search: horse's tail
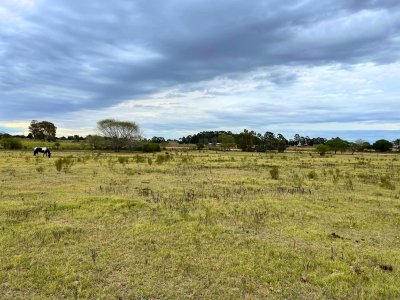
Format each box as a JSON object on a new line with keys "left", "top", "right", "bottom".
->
{"left": 48, "top": 150, "right": 51, "bottom": 158}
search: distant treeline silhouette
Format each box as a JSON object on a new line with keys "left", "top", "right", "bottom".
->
{"left": 178, "top": 130, "right": 399, "bottom": 153}
{"left": 1, "top": 129, "right": 399, "bottom": 153}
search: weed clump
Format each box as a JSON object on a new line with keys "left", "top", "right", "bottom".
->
{"left": 55, "top": 157, "right": 74, "bottom": 173}
{"left": 307, "top": 170, "right": 317, "bottom": 179}
{"left": 380, "top": 176, "right": 396, "bottom": 190}
{"left": 134, "top": 155, "right": 146, "bottom": 163}
{"left": 156, "top": 153, "right": 173, "bottom": 165}
{"left": 345, "top": 178, "right": 354, "bottom": 190}
{"left": 118, "top": 156, "right": 129, "bottom": 164}
{"left": 36, "top": 166, "right": 45, "bottom": 174}
{"left": 270, "top": 166, "right": 279, "bottom": 180}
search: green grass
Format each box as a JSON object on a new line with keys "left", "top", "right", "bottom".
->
{"left": 0, "top": 150, "right": 399, "bottom": 299}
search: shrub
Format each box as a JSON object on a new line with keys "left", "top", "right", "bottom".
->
{"left": 134, "top": 155, "right": 147, "bottom": 163}
{"left": 307, "top": 170, "right": 317, "bottom": 179}
{"left": 118, "top": 156, "right": 129, "bottom": 164}
{"left": 36, "top": 166, "right": 45, "bottom": 173}
{"left": 0, "top": 138, "right": 23, "bottom": 150}
{"left": 156, "top": 154, "right": 166, "bottom": 165}
{"left": 55, "top": 158, "right": 63, "bottom": 172}
{"left": 270, "top": 166, "right": 279, "bottom": 180}
{"left": 55, "top": 157, "right": 74, "bottom": 173}
{"left": 142, "top": 142, "right": 161, "bottom": 153}
{"left": 155, "top": 153, "right": 173, "bottom": 165}
{"left": 380, "top": 176, "right": 395, "bottom": 190}
{"left": 315, "top": 144, "right": 330, "bottom": 156}
{"left": 197, "top": 143, "right": 205, "bottom": 150}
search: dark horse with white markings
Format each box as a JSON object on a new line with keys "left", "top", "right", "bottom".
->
{"left": 33, "top": 147, "right": 51, "bottom": 158}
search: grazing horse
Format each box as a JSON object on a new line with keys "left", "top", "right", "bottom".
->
{"left": 33, "top": 147, "right": 51, "bottom": 158}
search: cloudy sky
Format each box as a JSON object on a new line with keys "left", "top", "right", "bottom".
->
{"left": 0, "top": 0, "right": 399, "bottom": 140}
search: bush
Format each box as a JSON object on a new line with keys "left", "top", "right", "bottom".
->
{"left": 0, "top": 138, "right": 23, "bottom": 150}
{"left": 55, "top": 158, "right": 63, "bottom": 172}
{"left": 155, "top": 153, "right": 173, "bottom": 165}
{"left": 270, "top": 166, "right": 279, "bottom": 180}
{"left": 315, "top": 144, "right": 330, "bottom": 156}
{"left": 141, "top": 143, "right": 161, "bottom": 153}
{"left": 118, "top": 156, "right": 129, "bottom": 164}
{"left": 307, "top": 170, "right": 318, "bottom": 179}
{"left": 380, "top": 176, "right": 395, "bottom": 190}
{"left": 55, "top": 157, "right": 74, "bottom": 173}
{"left": 134, "top": 155, "right": 147, "bottom": 163}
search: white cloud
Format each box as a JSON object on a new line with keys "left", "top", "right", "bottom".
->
{"left": 2, "top": 0, "right": 41, "bottom": 10}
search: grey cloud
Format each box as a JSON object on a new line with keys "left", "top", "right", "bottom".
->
{"left": 204, "top": 103, "right": 400, "bottom": 128}
{"left": 1, "top": 0, "right": 400, "bottom": 118}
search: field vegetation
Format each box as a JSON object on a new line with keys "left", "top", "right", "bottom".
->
{"left": 0, "top": 149, "right": 399, "bottom": 299}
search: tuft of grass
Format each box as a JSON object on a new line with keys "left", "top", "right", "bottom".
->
{"left": 54, "top": 157, "right": 74, "bottom": 173}
{"left": 155, "top": 153, "right": 173, "bottom": 164}
{"left": 36, "top": 166, "right": 45, "bottom": 174}
{"left": 307, "top": 170, "right": 318, "bottom": 179}
{"left": 117, "top": 156, "right": 129, "bottom": 165}
{"left": 380, "top": 175, "right": 396, "bottom": 190}
{"left": 134, "top": 155, "right": 147, "bottom": 163}
{"left": 270, "top": 166, "right": 279, "bottom": 179}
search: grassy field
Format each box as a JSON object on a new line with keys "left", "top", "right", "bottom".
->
{"left": 0, "top": 150, "right": 399, "bottom": 299}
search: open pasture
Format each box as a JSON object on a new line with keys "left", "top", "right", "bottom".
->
{"left": 0, "top": 150, "right": 399, "bottom": 299}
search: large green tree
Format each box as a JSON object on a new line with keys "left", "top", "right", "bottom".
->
{"left": 236, "top": 129, "right": 259, "bottom": 151}
{"left": 220, "top": 134, "right": 236, "bottom": 150}
{"left": 97, "top": 119, "right": 140, "bottom": 151}
{"left": 372, "top": 139, "right": 392, "bottom": 152}
{"left": 325, "top": 137, "right": 348, "bottom": 154}
{"left": 276, "top": 133, "right": 288, "bottom": 152}
{"left": 28, "top": 120, "right": 57, "bottom": 141}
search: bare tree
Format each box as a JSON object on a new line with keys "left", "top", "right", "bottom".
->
{"left": 97, "top": 119, "right": 141, "bottom": 151}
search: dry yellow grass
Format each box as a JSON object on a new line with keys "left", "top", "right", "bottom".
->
{"left": 0, "top": 150, "right": 399, "bottom": 299}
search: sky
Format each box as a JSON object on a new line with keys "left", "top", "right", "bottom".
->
{"left": 0, "top": 0, "right": 399, "bottom": 141}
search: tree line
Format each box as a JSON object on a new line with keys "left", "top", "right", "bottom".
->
{"left": 179, "top": 131, "right": 327, "bottom": 148}
{"left": 179, "top": 130, "right": 399, "bottom": 153}
{"left": 0, "top": 119, "right": 399, "bottom": 153}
